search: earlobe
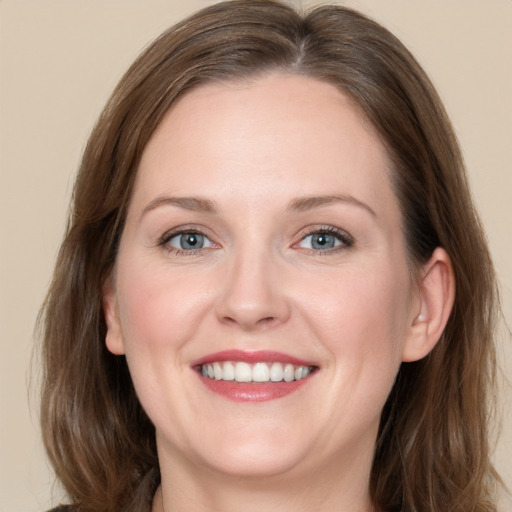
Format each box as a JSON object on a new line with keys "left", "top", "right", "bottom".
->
{"left": 103, "top": 277, "right": 125, "bottom": 355}
{"left": 402, "top": 247, "right": 455, "bottom": 362}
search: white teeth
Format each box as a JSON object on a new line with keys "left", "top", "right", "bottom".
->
{"left": 252, "top": 362, "right": 270, "bottom": 382}
{"left": 235, "top": 362, "right": 252, "bottom": 382}
{"left": 222, "top": 361, "right": 235, "bottom": 381}
{"left": 213, "top": 362, "right": 223, "bottom": 380}
{"left": 270, "top": 362, "right": 284, "bottom": 382}
{"left": 284, "top": 363, "right": 295, "bottom": 382}
{"left": 200, "top": 361, "right": 314, "bottom": 383}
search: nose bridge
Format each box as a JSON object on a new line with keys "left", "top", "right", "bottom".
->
{"left": 216, "top": 239, "right": 289, "bottom": 330}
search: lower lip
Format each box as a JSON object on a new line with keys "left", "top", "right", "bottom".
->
{"left": 197, "top": 375, "right": 312, "bottom": 402}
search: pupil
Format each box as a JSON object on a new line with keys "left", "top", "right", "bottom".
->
{"left": 181, "top": 233, "right": 202, "bottom": 249}
{"left": 313, "top": 233, "right": 334, "bottom": 249}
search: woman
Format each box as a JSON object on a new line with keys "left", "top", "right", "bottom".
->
{"left": 39, "top": 1, "right": 503, "bottom": 511}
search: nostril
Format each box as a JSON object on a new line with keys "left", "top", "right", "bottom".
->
{"left": 221, "top": 314, "right": 279, "bottom": 330}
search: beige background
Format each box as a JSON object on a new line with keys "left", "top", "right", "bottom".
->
{"left": 0, "top": 0, "right": 510, "bottom": 510}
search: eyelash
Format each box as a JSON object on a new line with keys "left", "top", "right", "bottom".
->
{"left": 296, "top": 226, "right": 354, "bottom": 254}
{"left": 158, "top": 227, "right": 213, "bottom": 256}
{"left": 158, "top": 225, "right": 354, "bottom": 256}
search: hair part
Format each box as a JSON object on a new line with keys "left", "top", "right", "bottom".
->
{"left": 38, "top": 1, "right": 501, "bottom": 511}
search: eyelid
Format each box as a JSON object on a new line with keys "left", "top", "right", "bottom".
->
{"left": 158, "top": 225, "right": 218, "bottom": 254}
{"left": 294, "top": 225, "right": 355, "bottom": 252}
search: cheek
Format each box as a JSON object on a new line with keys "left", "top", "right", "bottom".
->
{"left": 113, "top": 260, "right": 212, "bottom": 430}
{"left": 307, "top": 263, "right": 409, "bottom": 344}
{"left": 299, "top": 261, "right": 411, "bottom": 392}
{"left": 116, "top": 260, "right": 212, "bottom": 355}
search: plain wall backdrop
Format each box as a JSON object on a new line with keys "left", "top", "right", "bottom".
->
{"left": 1, "top": 0, "right": 510, "bottom": 510}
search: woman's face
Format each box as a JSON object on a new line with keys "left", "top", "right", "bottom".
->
{"left": 105, "top": 74, "right": 422, "bottom": 481}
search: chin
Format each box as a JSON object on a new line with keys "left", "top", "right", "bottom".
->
{"left": 167, "top": 421, "right": 314, "bottom": 480}
{"left": 198, "top": 444, "right": 309, "bottom": 480}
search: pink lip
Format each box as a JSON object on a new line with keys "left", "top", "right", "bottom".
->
{"left": 198, "top": 378, "right": 312, "bottom": 402}
{"left": 191, "top": 350, "right": 318, "bottom": 403}
{"left": 190, "top": 349, "right": 315, "bottom": 367}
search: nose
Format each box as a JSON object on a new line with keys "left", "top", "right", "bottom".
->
{"left": 215, "top": 246, "right": 291, "bottom": 331}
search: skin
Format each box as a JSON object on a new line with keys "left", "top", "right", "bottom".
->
{"left": 104, "top": 74, "right": 454, "bottom": 512}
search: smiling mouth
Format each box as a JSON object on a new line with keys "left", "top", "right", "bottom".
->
{"left": 198, "top": 361, "right": 316, "bottom": 383}
{"left": 192, "top": 350, "right": 319, "bottom": 401}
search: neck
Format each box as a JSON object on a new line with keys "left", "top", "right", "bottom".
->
{"left": 152, "top": 442, "right": 376, "bottom": 512}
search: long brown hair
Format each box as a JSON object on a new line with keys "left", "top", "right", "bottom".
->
{"left": 38, "top": 1, "right": 501, "bottom": 511}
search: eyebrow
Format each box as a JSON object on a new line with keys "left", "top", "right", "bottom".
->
{"left": 140, "top": 193, "right": 376, "bottom": 219}
{"left": 288, "top": 195, "right": 376, "bottom": 217}
{"left": 141, "top": 196, "right": 217, "bottom": 219}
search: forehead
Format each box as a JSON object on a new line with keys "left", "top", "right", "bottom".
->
{"left": 132, "top": 74, "right": 399, "bottom": 223}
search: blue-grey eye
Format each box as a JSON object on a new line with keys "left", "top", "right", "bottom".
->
{"left": 168, "top": 232, "right": 212, "bottom": 251}
{"left": 298, "top": 231, "right": 344, "bottom": 250}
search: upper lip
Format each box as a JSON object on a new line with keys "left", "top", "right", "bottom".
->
{"left": 190, "top": 349, "right": 317, "bottom": 367}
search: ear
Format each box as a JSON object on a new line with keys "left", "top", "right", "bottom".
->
{"left": 103, "top": 276, "right": 125, "bottom": 355}
{"left": 402, "top": 247, "right": 455, "bottom": 362}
